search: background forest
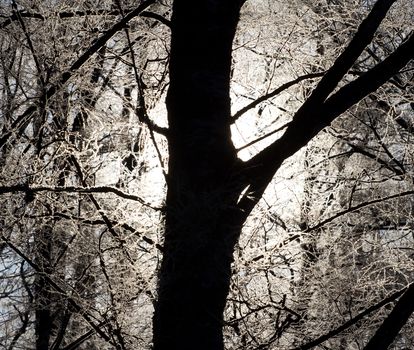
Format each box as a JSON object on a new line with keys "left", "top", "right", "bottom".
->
{"left": 0, "top": 0, "right": 413, "bottom": 349}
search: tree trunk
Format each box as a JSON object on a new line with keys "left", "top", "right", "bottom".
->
{"left": 153, "top": 1, "right": 414, "bottom": 349}
{"left": 153, "top": 1, "right": 243, "bottom": 349}
{"left": 34, "top": 226, "right": 53, "bottom": 350}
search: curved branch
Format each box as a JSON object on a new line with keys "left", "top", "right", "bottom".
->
{"left": 0, "top": 184, "right": 162, "bottom": 210}
{"left": 231, "top": 72, "right": 326, "bottom": 122}
{"left": 307, "top": 190, "right": 414, "bottom": 232}
{"left": 236, "top": 120, "right": 290, "bottom": 152}
{"left": 141, "top": 11, "right": 171, "bottom": 28}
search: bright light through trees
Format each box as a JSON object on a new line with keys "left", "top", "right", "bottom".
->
{"left": 0, "top": 0, "right": 413, "bottom": 349}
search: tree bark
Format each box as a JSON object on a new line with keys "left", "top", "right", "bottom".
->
{"left": 153, "top": 1, "right": 243, "bottom": 349}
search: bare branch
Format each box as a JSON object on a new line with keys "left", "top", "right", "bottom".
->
{"left": 236, "top": 121, "right": 291, "bottom": 152}
{"left": 300, "top": 0, "right": 397, "bottom": 108}
{"left": 307, "top": 190, "right": 414, "bottom": 232}
{"left": 0, "top": 183, "right": 162, "bottom": 210}
{"left": 0, "top": 234, "right": 113, "bottom": 345}
{"left": 236, "top": 32, "right": 414, "bottom": 225}
{"left": 231, "top": 72, "right": 326, "bottom": 122}
{"left": 141, "top": 11, "right": 171, "bottom": 28}
{"left": 292, "top": 285, "right": 410, "bottom": 350}
{"left": 0, "top": 7, "right": 171, "bottom": 29}
{"left": 364, "top": 283, "right": 414, "bottom": 350}
{"left": 0, "top": 0, "right": 156, "bottom": 150}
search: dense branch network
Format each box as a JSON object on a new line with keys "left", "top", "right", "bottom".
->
{"left": 236, "top": 4, "right": 413, "bottom": 224}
